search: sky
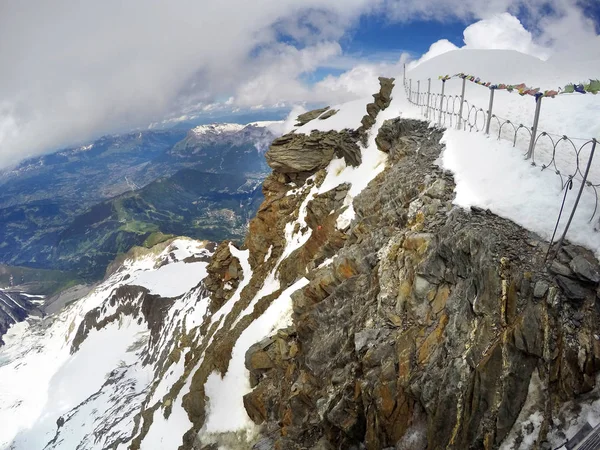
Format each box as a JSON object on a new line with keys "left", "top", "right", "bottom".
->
{"left": 0, "top": 0, "right": 599, "bottom": 169}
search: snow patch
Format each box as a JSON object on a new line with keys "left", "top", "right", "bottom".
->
{"left": 439, "top": 129, "right": 600, "bottom": 257}
{"left": 0, "top": 238, "right": 212, "bottom": 449}
{"left": 202, "top": 277, "right": 309, "bottom": 436}
{"left": 263, "top": 245, "right": 273, "bottom": 263}
{"left": 336, "top": 204, "right": 355, "bottom": 230}
{"left": 129, "top": 261, "right": 207, "bottom": 298}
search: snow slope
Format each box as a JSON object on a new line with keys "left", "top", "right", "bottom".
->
{"left": 2, "top": 48, "right": 599, "bottom": 450}
{"left": 402, "top": 49, "right": 600, "bottom": 257}
{"left": 0, "top": 238, "right": 211, "bottom": 449}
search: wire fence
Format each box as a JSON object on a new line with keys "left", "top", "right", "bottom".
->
{"left": 403, "top": 71, "right": 598, "bottom": 260}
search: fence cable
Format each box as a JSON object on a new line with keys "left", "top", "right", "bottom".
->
{"left": 545, "top": 176, "right": 574, "bottom": 262}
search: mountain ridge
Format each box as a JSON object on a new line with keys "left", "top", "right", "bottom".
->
{"left": 0, "top": 123, "right": 276, "bottom": 281}
{"left": 0, "top": 60, "right": 599, "bottom": 450}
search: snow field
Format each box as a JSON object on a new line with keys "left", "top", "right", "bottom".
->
{"left": 401, "top": 49, "right": 600, "bottom": 257}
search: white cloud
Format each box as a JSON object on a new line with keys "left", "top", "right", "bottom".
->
{"left": 408, "top": 7, "right": 599, "bottom": 70}
{"left": 0, "top": 0, "right": 597, "bottom": 168}
{"left": 462, "top": 13, "right": 551, "bottom": 58}
{"left": 314, "top": 54, "right": 409, "bottom": 99}
{"left": 233, "top": 41, "right": 342, "bottom": 107}
{"left": 0, "top": 0, "right": 376, "bottom": 168}
{"left": 408, "top": 39, "right": 460, "bottom": 69}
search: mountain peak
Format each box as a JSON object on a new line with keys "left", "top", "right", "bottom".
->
{"left": 191, "top": 123, "right": 246, "bottom": 136}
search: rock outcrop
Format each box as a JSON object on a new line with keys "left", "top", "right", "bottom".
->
{"left": 242, "top": 117, "right": 600, "bottom": 450}
{"left": 358, "top": 77, "right": 395, "bottom": 142}
{"left": 265, "top": 130, "right": 361, "bottom": 175}
{"left": 7, "top": 74, "right": 600, "bottom": 450}
{"left": 203, "top": 241, "right": 242, "bottom": 313}
{"left": 296, "top": 107, "right": 332, "bottom": 126}
{"left": 0, "top": 290, "right": 43, "bottom": 345}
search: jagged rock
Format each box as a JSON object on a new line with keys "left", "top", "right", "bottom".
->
{"left": 570, "top": 255, "right": 600, "bottom": 284}
{"left": 424, "top": 179, "right": 447, "bottom": 199}
{"left": 378, "top": 76, "right": 394, "bottom": 102}
{"left": 203, "top": 240, "right": 241, "bottom": 313}
{"left": 550, "top": 260, "right": 574, "bottom": 278}
{"left": 513, "top": 305, "right": 544, "bottom": 357}
{"left": 243, "top": 382, "right": 270, "bottom": 424}
{"left": 266, "top": 134, "right": 334, "bottom": 173}
{"left": 296, "top": 107, "right": 331, "bottom": 126}
{"left": 319, "top": 109, "right": 338, "bottom": 120}
{"left": 249, "top": 350, "right": 274, "bottom": 370}
{"left": 358, "top": 77, "right": 394, "bottom": 145}
{"left": 245, "top": 337, "right": 275, "bottom": 370}
{"left": 244, "top": 116, "right": 600, "bottom": 450}
{"left": 265, "top": 130, "right": 361, "bottom": 174}
{"left": 327, "top": 394, "right": 360, "bottom": 434}
{"left": 361, "top": 114, "right": 376, "bottom": 129}
{"left": 366, "top": 103, "right": 379, "bottom": 118}
{"left": 354, "top": 328, "right": 380, "bottom": 353}
{"left": 556, "top": 275, "right": 588, "bottom": 301}
{"left": 534, "top": 280, "right": 549, "bottom": 298}
{"left": 375, "top": 117, "right": 422, "bottom": 157}
{"left": 357, "top": 77, "right": 395, "bottom": 143}
{"left": 310, "top": 437, "right": 335, "bottom": 450}
{"left": 253, "top": 437, "right": 275, "bottom": 450}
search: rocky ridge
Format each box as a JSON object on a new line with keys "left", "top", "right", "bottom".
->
{"left": 237, "top": 115, "right": 600, "bottom": 447}
{"left": 2, "top": 76, "right": 600, "bottom": 450}
{"left": 160, "top": 76, "right": 600, "bottom": 449}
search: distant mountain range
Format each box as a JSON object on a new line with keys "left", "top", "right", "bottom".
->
{"left": 0, "top": 123, "right": 277, "bottom": 281}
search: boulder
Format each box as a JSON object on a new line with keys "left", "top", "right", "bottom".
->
{"left": 296, "top": 107, "right": 331, "bottom": 126}
{"left": 570, "top": 255, "right": 600, "bottom": 284}
{"left": 533, "top": 280, "right": 549, "bottom": 298}
{"left": 556, "top": 275, "right": 589, "bottom": 301}
{"left": 319, "top": 109, "right": 338, "bottom": 120}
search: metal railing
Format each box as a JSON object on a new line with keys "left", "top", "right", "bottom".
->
{"left": 402, "top": 69, "right": 599, "bottom": 260}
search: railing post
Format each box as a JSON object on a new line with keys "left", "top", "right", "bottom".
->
{"left": 554, "top": 139, "right": 597, "bottom": 254}
{"left": 438, "top": 80, "right": 445, "bottom": 126}
{"left": 409, "top": 79, "right": 412, "bottom": 103}
{"left": 403, "top": 63, "right": 406, "bottom": 87}
{"left": 417, "top": 80, "right": 420, "bottom": 107}
{"left": 485, "top": 87, "right": 495, "bottom": 135}
{"left": 526, "top": 96, "right": 543, "bottom": 159}
{"left": 457, "top": 77, "right": 466, "bottom": 130}
{"left": 426, "top": 78, "right": 431, "bottom": 119}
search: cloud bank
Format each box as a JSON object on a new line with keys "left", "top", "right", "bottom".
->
{"left": 0, "top": 0, "right": 597, "bottom": 168}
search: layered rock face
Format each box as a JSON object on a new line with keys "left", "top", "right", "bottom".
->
{"left": 265, "top": 130, "right": 361, "bottom": 175}
{"left": 5, "top": 76, "right": 600, "bottom": 450}
{"left": 241, "top": 115, "right": 600, "bottom": 449}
